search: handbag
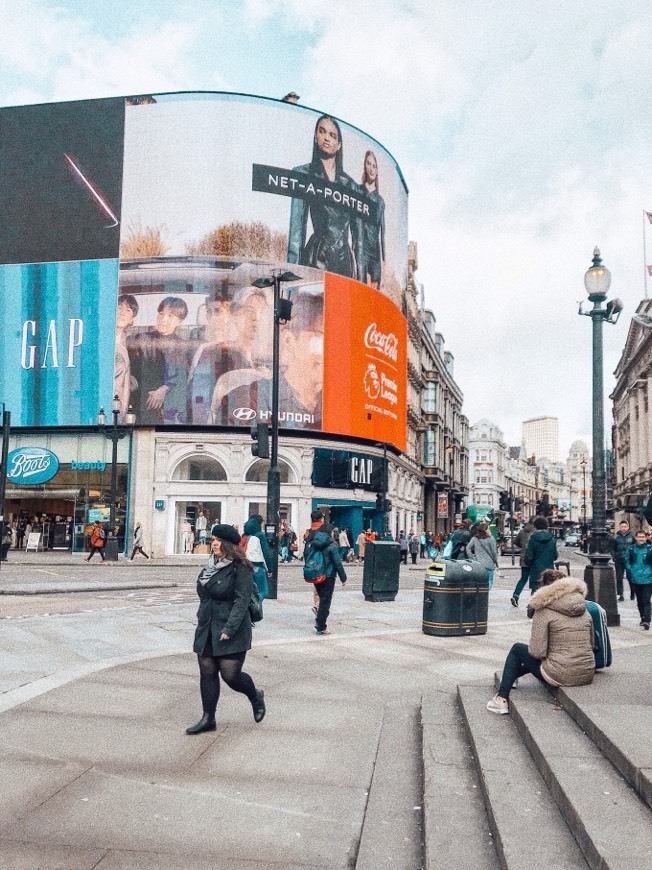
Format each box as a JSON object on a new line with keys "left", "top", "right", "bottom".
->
{"left": 249, "top": 582, "right": 264, "bottom": 622}
{"left": 442, "top": 539, "right": 454, "bottom": 559}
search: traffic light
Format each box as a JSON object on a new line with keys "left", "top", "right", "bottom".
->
{"left": 514, "top": 497, "right": 522, "bottom": 512}
{"left": 250, "top": 421, "right": 269, "bottom": 458}
{"left": 375, "top": 493, "right": 383, "bottom": 511}
{"left": 499, "top": 491, "right": 511, "bottom": 512}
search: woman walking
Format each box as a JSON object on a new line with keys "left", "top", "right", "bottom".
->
{"left": 186, "top": 524, "right": 266, "bottom": 735}
{"left": 466, "top": 524, "right": 499, "bottom": 588}
{"left": 487, "top": 569, "right": 594, "bottom": 715}
{"left": 130, "top": 521, "right": 150, "bottom": 561}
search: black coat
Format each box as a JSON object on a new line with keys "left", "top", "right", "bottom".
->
{"left": 193, "top": 557, "right": 253, "bottom": 656}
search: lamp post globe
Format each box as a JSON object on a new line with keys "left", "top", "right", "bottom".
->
{"left": 584, "top": 247, "right": 611, "bottom": 299}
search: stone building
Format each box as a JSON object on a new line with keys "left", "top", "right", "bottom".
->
{"left": 611, "top": 299, "right": 652, "bottom": 527}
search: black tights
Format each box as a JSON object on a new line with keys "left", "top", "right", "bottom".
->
{"left": 197, "top": 650, "right": 257, "bottom": 719}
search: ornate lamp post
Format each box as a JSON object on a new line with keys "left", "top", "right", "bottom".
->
{"left": 578, "top": 248, "right": 623, "bottom": 625}
{"left": 97, "top": 395, "right": 135, "bottom": 560}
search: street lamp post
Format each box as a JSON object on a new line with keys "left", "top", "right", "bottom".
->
{"left": 0, "top": 407, "right": 10, "bottom": 572}
{"left": 579, "top": 247, "right": 623, "bottom": 625}
{"left": 580, "top": 457, "right": 588, "bottom": 540}
{"left": 97, "top": 395, "right": 135, "bottom": 560}
{"left": 252, "top": 270, "right": 300, "bottom": 599}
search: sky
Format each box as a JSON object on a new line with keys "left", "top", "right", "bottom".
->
{"left": 1, "top": 0, "right": 650, "bottom": 457}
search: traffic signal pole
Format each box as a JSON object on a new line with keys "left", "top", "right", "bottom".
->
{"left": 0, "top": 408, "right": 10, "bottom": 572}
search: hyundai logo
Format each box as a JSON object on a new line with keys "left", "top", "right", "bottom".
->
{"left": 233, "top": 407, "right": 257, "bottom": 421}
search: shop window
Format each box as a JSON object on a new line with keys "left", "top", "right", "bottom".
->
{"left": 172, "top": 455, "right": 227, "bottom": 481}
{"left": 245, "top": 459, "right": 294, "bottom": 483}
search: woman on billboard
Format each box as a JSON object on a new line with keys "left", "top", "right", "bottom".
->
{"left": 287, "top": 115, "right": 364, "bottom": 282}
{"left": 360, "top": 150, "right": 386, "bottom": 289}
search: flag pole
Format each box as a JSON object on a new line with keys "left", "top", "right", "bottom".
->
{"left": 644, "top": 210, "right": 649, "bottom": 299}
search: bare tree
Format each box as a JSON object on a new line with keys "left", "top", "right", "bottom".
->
{"left": 187, "top": 221, "right": 287, "bottom": 262}
{"left": 120, "top": 222, "right": 168, "bottom": 259}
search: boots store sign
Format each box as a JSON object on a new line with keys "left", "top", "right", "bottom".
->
{"left": 6, "top": 447, "right": 59, "bottom": 485}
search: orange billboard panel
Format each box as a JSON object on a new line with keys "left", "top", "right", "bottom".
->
{"left": 323, "top": 273, "right": 407, "bottom": 451}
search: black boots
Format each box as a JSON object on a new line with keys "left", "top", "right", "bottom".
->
{"left": 252, "top": 689, "right": 266, "bottom": 723}
{"left": 185, "top": 713, "right": 216, "bottom": 734}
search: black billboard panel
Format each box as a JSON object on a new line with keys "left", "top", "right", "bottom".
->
{"left": 0, "top": 98, "right": 125, "bottom": 265}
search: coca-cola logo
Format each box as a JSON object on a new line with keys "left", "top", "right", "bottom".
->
{"left": 364, "top": 323, "right": 399, "bottom": 362}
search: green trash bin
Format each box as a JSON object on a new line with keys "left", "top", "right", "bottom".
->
{"left": 422, "top": 559, "right": 489, "bottom": 636}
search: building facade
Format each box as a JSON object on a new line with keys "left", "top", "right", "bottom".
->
{"left": 611, "top": 300, "right": 652, "bottom": 528}
{"left": 522, "top": 416, "right": 560, "bottom": 464}
{"left": 420, "top": 308, "right": 468, "bottom": 536}
{"left": 0, "top": 91, "right": 427, "bottom": 555}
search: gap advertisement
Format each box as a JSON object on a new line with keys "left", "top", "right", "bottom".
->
{"left": 0, "top": 93, "right": 407, "bottom": 448}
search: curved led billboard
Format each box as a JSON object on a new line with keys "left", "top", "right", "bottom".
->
{"left": 0, "top": 92, "right": 408, "bottom": 450}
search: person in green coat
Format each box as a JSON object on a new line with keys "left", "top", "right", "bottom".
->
{"left": 186, "top": 524, "right": 266, "bottom": 735}
{"left": 522, "top": 516, "right": 558, "bottom": 595}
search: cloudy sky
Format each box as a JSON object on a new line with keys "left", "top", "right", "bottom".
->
{"left": 2, "top": 0, "right": 650, "bottom": 455}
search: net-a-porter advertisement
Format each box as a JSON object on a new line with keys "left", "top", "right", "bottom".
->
{"left": 0, "top": 92, "right": 408, "bottom": 449}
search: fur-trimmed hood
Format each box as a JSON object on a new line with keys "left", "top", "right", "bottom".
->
{"left": 529, "top": 577, "right": 587, "bottom": 617}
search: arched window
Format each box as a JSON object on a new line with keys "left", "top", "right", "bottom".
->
{"left": 172, "top": 455, "right": 227, "bottom": 481}
{"left": 245, "top": 459, "right": 294, "bottom": 483}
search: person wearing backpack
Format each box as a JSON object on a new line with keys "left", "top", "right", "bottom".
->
{"left": 304, "top": 510, "right": 347, "bottom": 635}
{"left": 241, "top": 514, "right": 273, "bottom": 602}
{"left": 84, "top": 520, "right": 107, "bottom": 563}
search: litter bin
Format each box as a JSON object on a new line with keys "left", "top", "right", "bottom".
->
{"left": 363, "top": 540, "right": 400, "bottom": 601}
{"left": 422, "top": 559, "right": 489, "bottom": 636}
{"left": 104, "top": 536, "right": 119, "bottom": 561}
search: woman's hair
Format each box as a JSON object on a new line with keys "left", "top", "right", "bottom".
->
{"left": 311, "top": 114, "right": 344, "bottom": 176}
{"left": 361, "top": 149, "right": 380, "bottom": 192}
{"left": 475, "top": 524, "right": 490, "bottom": 538}
{"left": 539, "top": 568, "right": 564, "bottom": 587}
{"left": 533, "top": 515, "right": 549, "bottom": 530}
{"left": 217, "top": 538, "right": 252, "bottom": 568}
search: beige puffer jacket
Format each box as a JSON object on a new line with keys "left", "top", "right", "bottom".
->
{"left": 528, "top": 577, "right": 595, "bottom": 687}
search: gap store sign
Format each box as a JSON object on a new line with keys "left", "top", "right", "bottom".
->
{"left": 6, "top": 447, "right": 59, "bottom": 485}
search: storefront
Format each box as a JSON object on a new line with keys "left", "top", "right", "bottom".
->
{"left": 4, "top": 432, "right": 130, "bottom": 552}
{"left": 128, "top": 433, "right": 422, "bottom": 555}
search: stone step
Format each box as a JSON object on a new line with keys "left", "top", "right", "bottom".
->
{"left": 555, "top": 646, "right": 652, "bottom": 812}
{"left": 507, "top": 678, "right": 652, "bottom": 870}
{"left": 458, "top": 684, "right": 589, "bottom": 870}
{"left": 422, "top": 691, "right": 499, "bottom": 870}
{"left": 354, "top": 700, "right": 424, "bottom": 870}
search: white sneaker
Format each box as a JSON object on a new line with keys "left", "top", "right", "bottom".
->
{"left": 486, "top": 694, "right": 509, "bottom": 715}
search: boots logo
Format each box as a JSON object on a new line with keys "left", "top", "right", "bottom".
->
{"left": 363, "top": 364, "right": 380, "bottom": 399}
{"left": 364, "top": 323, "right": 399, "bottom": 362}
{"left": 7, "top": 447, "right": 59, "bottom": 485}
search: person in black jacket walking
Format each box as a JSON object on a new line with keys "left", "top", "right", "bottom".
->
{"left": 610, "top": 520, "right": 635, "bottom": 601}
{"left": 186, "top": 524, "right": 265, "bottom": 735}
{"left": 305, "top": 517, "right": 347, "bottom": 635}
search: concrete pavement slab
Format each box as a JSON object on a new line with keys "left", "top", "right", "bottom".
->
{"left": 0, "top": 840, "right": 106, "bottom": 869}
{"left": 4, "top": 767, "right": 365, "bottom": 868}
{"left": 0, "top": 752, "right": 89, "bottom": 830}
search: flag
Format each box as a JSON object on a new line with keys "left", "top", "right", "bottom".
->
{"left": 646, "top": 211, "right": 652, "bottom": 223}
{"left": 647, "top": 265, "right": 652, "bottom": 276}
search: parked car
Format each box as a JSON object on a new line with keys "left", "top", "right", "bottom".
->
{"left": 564, "top": 534, "right": 580, "bottom": 547}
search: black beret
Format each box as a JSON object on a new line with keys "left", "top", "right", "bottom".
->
{"left": 210, "top": 524, "right": 241, "bottom": 545}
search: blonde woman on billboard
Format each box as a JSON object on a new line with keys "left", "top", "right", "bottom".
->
{"left": 287, "top": 115, "right": 364, "bottom": 282}
{"left": 360, "top": 150, "right": 386, "bottom": 289}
